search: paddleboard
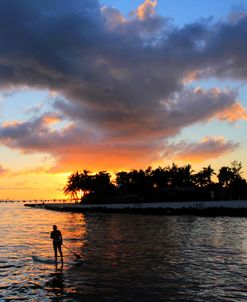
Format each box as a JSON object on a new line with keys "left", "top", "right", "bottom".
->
{"left": 32, "top": 255, "right": 58, "bottom": 264}
{"left": 32, "top": 255, "right": 83, "bottom": 266}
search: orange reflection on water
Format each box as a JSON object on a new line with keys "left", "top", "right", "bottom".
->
{"left": 0, "top": 203, "right": 87, "bottom": 265}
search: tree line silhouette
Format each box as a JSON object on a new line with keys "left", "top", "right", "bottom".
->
{"left": 64, "top": 161, "right": 247, "bottom": 204}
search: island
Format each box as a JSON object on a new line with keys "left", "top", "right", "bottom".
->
{"left": 25, "top": 161, "right": 247, "bottom": 216}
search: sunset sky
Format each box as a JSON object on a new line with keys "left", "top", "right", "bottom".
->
{"left": 0, "top": 0, "right": 247, "bottom": 199}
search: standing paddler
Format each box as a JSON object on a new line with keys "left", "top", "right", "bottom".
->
{"left": 50, "top": 225, "right": 63, "bottom": 264}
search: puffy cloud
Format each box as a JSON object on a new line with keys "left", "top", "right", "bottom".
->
{"left": 163, "top": 137, "right": 239, "bottom": 162}
{"left": 25, "top": 103, "right": 44, "bottom": 116}
{"left": 0, "top": 113, "right": 70, "bottom": 152}
{"left": 216, "top": 102, "right": 247, "bottom": 122}
{"left": 204, "top": 17, "right": 247, "bottom": 80}
{"left": 101, "top": 6, "right": 126, "bottom": 29}
{"left": 53, "top": 87, "right": 239, "bottom": 142}
{"left": 0, "top": 0, "right": 245, "bottom": 112}
{"left": 0, "top": 87, "right": 241, "bottom": 171}
{"left": 0, "top": 1, "right": 246, "bottom": 171}
{"left": 0, "top": 112, "right": 160, "bottom": 171}
{"left": 136, "top": 0, "right": 158, "bottom": 20}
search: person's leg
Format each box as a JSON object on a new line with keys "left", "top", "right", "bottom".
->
{"left": 58, "top": 244, "right": 63, "bottom": 263}
{"left": 53, "top": 244, "right": 58, "bottom": 262}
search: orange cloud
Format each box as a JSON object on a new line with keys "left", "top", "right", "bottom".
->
{"left": 216, "top": 102, "right": 247, "bottom": 122}
{"left": 183, "top": 71, "right": 200, "bottom": 83}
{"left": 52, "top": 147, "right": 157, "bottom": 173}
{"left": 0, "top": 85, "right": 241, "bottom": 174}
{"left": 2, "top": 121, "right": 20, "bottom": 128}
{"left": 43, "top": 115, "right": 61, "bottom": 125}
{"left": 136, "top": 0, "right": 157, "bottom": 20}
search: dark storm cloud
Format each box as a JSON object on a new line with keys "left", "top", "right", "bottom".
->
{"left": 0, "top": 0, "right": 245, "bottom": 114}
{"left": 202, "top": 16, "right": 247, "bottom": 79}
{"left": 0, "top": 0, "right": 102, "bottom": 88}
{"left": 0, "top": 0, "right": 246, "bottom": 168}
{"left": 53, "top": 87, "right": 238, "bottom": 141}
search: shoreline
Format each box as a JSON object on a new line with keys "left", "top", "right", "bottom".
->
{"left": 24, "top": 200, "right": 247, "bottom": 216}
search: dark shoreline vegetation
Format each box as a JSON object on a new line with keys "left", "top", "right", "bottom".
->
{"left": 63, "top": 161, "right": 247, "bottom": 204}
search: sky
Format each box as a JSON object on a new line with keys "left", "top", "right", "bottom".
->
{"left": 0, "top": 0, "right": 247, "bottom": 199}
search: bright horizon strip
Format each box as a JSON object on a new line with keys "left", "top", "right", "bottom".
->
{"left": 0, "top": 0, "right": 246, "bottom": 199}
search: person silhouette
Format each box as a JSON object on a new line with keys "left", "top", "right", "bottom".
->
{"left": 50, "top": 225, "right": 63, "bottom": 264}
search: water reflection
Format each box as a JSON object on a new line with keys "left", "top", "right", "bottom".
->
{"left": 2, "top": 204, "right": 247, "bottom": 301}
{"left": 70, "top": 214, "right": 247, "bottom": 301}
{"left": 45, "top": 266, "right": 65, "bottom": 297}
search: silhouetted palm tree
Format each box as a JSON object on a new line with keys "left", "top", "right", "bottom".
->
{"left": 231, "top": 161, "right": 243, "bottom": 180}
{"left": 194, "top": 165, "right": 215, "bottom": 188}
{"left": 151, "top": 166, "right": 169, "bottom": 189}
{"left": 63, "top": 171, "right": 81, "bottom": 199}
{"left": 64, "top": 162, "right": 247, "bottom": 202}
{"left": 92, "top": 171, "right": 113, "bottom": 194}
{"left": 79, "top": 170, "right": 92, "bottom": 194}
{"left": 217, "top": 166, "right": 234, "bottom": 188}
{"left": 169, "top": 163, "right": 194, "bottom": 188}
{"left": 116, "top": 171, "right": 131, "bottom": 192}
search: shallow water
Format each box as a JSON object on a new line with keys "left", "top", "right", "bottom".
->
{"left": 1, "top": 203, "right": 247, "bottom": 301}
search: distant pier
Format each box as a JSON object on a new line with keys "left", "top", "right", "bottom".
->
{"left": 0, "top": 199, "right": 68, "bottom": 203}
{"left": 24, "top": 200, "right": 247, "bottom": 216}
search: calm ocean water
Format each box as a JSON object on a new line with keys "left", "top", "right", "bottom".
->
{"left": 1, "top": 203, "right": 247, "bottom": 301}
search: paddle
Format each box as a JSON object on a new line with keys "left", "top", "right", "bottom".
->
{"left": 62, "top": 244, "right": 81, "bottom": 259}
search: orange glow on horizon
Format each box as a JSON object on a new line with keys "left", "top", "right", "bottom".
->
{"left": 1, "top": 155, "right": 247, "bottom": 200}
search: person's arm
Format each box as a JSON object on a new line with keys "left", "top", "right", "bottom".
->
{"left": 50, "top": 231, "right": 53, "bottom": 239}
{"left": 60, "top": 231, "right": 63, "bottom": 244}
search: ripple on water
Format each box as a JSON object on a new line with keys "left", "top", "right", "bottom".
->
{"left": 2, "top": 204, "right": 247, "bottom": 301}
